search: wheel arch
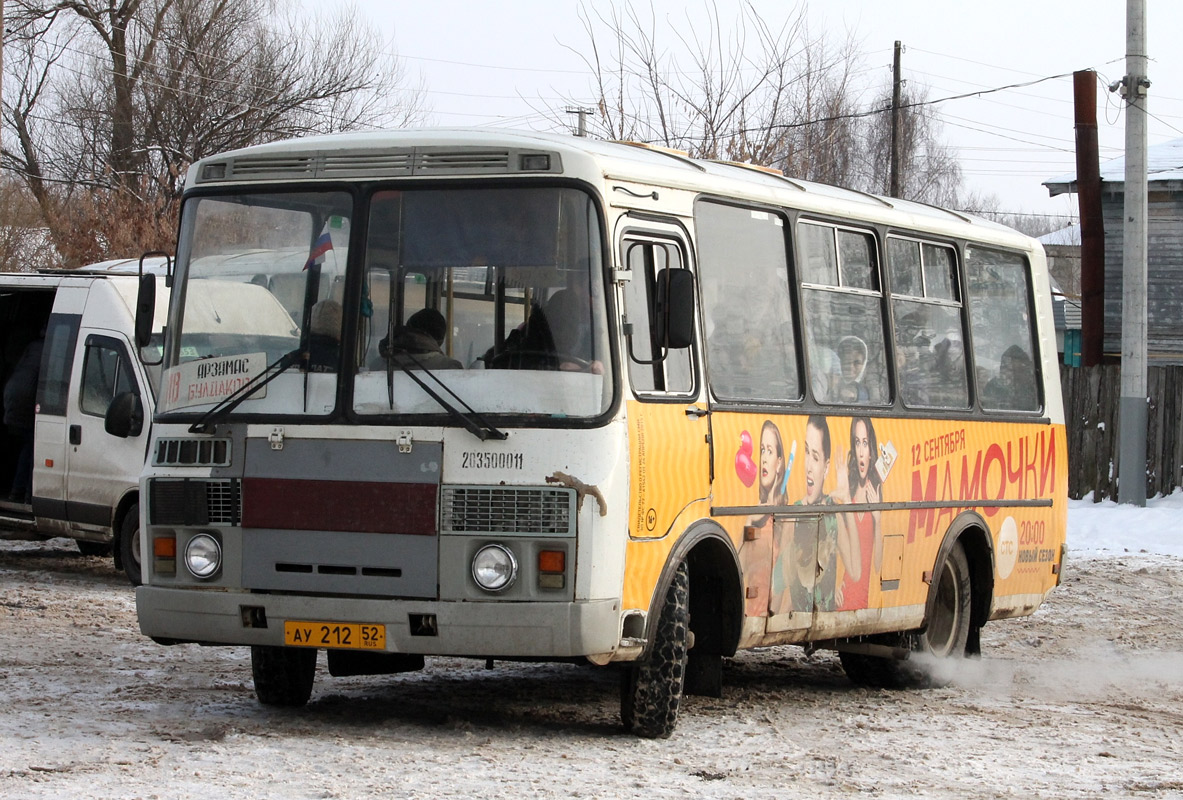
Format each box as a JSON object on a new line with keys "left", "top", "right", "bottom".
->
{"left": 111, "top": 490, "right": 139, "bottom": 570}
{"left": 927, "top": 511, "right": 994, "bottom": 657}
{"left": 640, "top": 519, "right": 743, "bottom": 660}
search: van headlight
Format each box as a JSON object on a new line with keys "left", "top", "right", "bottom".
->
{"left": 471, "top": 544, "right": 517, "bottom": 592}
{"left": 184, "top": 533, "right": 222, "bottom": 579}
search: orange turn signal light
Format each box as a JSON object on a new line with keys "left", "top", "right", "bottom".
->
{"left": 154, "top": 536, "right": 177, "bottom": 558}
{"left": 538, "top": 550, "right": 565, "bottom": 574}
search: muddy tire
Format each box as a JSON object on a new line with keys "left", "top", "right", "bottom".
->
{"left": 621, "top": 561, "right": 689, "bottom": 739}
{"left": 118, "top": 503, "right": 142, "bottom": 586}
{"left": 251, "top": 646, "right": 317, "bottom": 707}
{"left": 841, "top": 540, "right": 972, "bottom": 689}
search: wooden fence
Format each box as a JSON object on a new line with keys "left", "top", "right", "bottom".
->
{"left": 1059, "top": 364, "right": 1183, "bottom": 500}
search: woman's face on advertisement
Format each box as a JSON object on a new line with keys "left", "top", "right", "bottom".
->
{"left": 803, "top": 423, "right": 828, "bottom": 504}
{"left": 854, "top": 420, "right": 871, "bottom": 482}
{"left": 760, "top": 426, "right": 782, "bottom": 494}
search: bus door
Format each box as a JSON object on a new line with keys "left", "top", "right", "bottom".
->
{"left": 618, "top": 225, "right": 710, "bottom": 541}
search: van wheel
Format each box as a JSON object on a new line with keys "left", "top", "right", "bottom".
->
{"left": 77, "top": 541, "right": 111, "bottom": 557}
{"left": 840, "top": 540, "right": 972, "bottom": 689}
{"left": 621, "top": 561, "right": 689, "bottom": 739}
{"left": 251, "top": 646, "right": 317, "bottom": 707}
{"left": 119, "top": 503, "right": 142, "bottom": 586}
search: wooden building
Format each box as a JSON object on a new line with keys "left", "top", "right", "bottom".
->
{"left": 1044, "top": 138, "right": 1183, "bottom": 364}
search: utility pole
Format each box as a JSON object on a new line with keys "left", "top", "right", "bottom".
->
{"left": 566, "top": 107, "right": 593, "bottom": 138}
{"left": 1117, "top": 0, "right": 1150, "bottom": 506}
{"left": 889, "top": 41, "right": 903, "bottom": 198}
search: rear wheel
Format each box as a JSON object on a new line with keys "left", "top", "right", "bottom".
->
{"left": 621, "top": 561, "right": 689, "bottom": 739}
{"left": 251, "top": 646, "right": 317, "bottom": 707}
{"left": 118, "top": 503, "right": 142, "bottom": 586}
{"left": 841, "top": 540, "right": 972, "bottom": 689}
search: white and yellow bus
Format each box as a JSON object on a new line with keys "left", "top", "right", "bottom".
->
{"left": 133, "top": 129, "right": 1066, "bottom": 738}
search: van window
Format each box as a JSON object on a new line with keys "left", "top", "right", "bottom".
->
{"left": 80, "top": 339, "right": 136, "bottom": 417}
{"left": 36, "top": 314, "right": 81, "bottom": 417}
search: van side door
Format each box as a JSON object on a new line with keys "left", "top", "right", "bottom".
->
{"left": 31, "top": 311, "right": 82, "bottom": 531}
{"left": 63, "top": 334, "right": 146, "bottom": 533}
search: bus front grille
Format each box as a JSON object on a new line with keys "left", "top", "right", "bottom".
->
{"left": 148, "top": 479, "right": 241, "bottom": 526}
{"left": 440, "top": 486, "right": 575, "bottom": 535}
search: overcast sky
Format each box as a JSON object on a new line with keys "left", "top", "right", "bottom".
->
{"left": 324, "top": 0, "right": 1183, "bottom": 225}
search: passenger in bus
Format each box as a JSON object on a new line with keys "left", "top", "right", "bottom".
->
{"left": 380, "top": 308, "right": 462, "bottom": 370}
{"left": 808, "top": 342, "right": 842, "bottom": 403}
{"left": 740, "top": 421, "right": 787, "bottom": 617}
{"left": 306, "top": 299, "right": 342, "bottom": 373}
{"left": 486, "top": 287, "right": 602, "bottom": 373}
{"left": 837, "top": 335, "right": 870, "bottom": 402}
{"left": 930, "top": 329, "right": 967, "bottom": 406}
{"left": 771, "top": 415, "right": 839, "bottom": 614}
{"left": 833, "top": 417, "right": 883, "bottom": 611}
{"left": 982, "top": 345, "right": 1036, "bottom": 410}
{"left": 542, "top": 287, "right": 604, "bottom": 374}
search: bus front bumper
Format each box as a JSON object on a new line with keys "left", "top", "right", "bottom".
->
{"left": 136, "top": 586, "right": 622, "bottom": 658}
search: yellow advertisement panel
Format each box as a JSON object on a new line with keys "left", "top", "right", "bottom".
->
{"left": 623, "top": 405, "right": 1067, "bottom": 634}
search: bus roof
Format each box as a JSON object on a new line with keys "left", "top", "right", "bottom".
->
{"left": 185, "top": 128, "right": 1034, "bottom": 251}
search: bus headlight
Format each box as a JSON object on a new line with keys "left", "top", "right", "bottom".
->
{"left": 471, "top": 544, "right": 517, "bottom": 592}
{"left": 184, "top": 533, "right": 222, "bottom": 579}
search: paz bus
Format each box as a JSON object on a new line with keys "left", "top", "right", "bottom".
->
{"left": 131, "top": 129, "right": 1066, "bottom": 738}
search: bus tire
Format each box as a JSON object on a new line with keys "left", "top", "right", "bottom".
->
{"left": 251, "top": 645, "right": 317, "bottom": 707}
{"left": 840, "top": 540, "right": 972, "bottom": 689}
{"left": 620, "top": 561, "right": 689, "bottom": 739}
{"left": 119, "top": 503, "right": 142, "bottom": 586}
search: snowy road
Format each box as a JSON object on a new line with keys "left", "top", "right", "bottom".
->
{"left": 1, "top": 531, "right": 1182, "bottom": 799}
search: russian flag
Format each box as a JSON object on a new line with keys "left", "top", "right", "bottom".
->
{"left": 303, "top": 231, "right": 334, "bottom": 270}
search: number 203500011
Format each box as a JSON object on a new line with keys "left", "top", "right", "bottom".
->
{"left": 283, "top": 621, "right": 386, "bottom": 650}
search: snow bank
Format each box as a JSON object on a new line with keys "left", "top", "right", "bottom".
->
{"left": 1068, "top": 490, "right": 1183, "bottom": 557}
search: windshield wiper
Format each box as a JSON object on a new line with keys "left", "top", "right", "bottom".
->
{"left": 385, "top": 349, "right": 507, "bottom": 441}
{"left": 188, "top": 348, "right": 303, "bottom": 434}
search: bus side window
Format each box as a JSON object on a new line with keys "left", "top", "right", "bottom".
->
{"left": 623, "top": 239, "right": 693, "bottom": 395}
{"left": 966, "top": 246, "right": 1040, "bottom": 412}
{"left": 889, "top": 238, "right": 969, "bottom": 409}
{"left": 798, "top": 223, "right": 889, "bottom": 406}
{"left": 695, "top": 201, "right": 800, "bottom": 403}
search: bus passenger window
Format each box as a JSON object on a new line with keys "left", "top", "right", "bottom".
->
{"left": 798, "top": 222, "right": 888, "bottom": 406}
{"left": 965, "top": 246, "right": 1040, "bottom": 412}
{"left": 694, "top": 202, "right": 800, "bottom": 403}
{"left": 888, "top": 238, "right": 968, "bottom": 409}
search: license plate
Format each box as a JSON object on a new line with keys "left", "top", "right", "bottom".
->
{"left": 283, "top": 620, "right": 386, "bottom": 650}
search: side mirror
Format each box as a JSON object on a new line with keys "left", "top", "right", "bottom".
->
{"left": 659, "top": 268, "right": 695, "bottom": 350}
{"left": 135, "top": 273, "right": 156, "bottom": 350}
{"left": 105, "top": 392, "right": 144, "bottom": 438}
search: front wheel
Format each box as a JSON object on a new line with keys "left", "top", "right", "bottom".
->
{"left": 118, "top": 503, "right": 142, "bottom": 586}
{"left": 840, "top": 540, "right": 972, "bottom": 689}
{"left": 621, "top": 561, "right": 689, "bottom": 739}
{"left": 251, "top": 646, "right": 317, "bottom": 707}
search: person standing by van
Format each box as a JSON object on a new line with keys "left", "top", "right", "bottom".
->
{"left": 4, "top": 336, "right": 42, "bottom": 504}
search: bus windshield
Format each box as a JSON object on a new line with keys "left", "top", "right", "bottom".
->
{"left": 159, "top": 186, "right": 611, "bottom": 422}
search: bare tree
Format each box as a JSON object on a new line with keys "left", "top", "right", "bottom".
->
{"left": 853, "top": 82, "right": 963, "bottom": 206}
{"left": 1, "top": 0, "right": 427, "bottom": 268}
{"left": 561, "top": 0, "right": 846, "bottom": 164}
{"left": 557, "top": 1, "right": 967, "bottom": 206}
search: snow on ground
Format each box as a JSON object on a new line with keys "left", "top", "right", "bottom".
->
{"left": 1069, "top": 491, "right": 1183, "bottom": 557}
{"left": 1, "top": 501, "right": 1181, "bottom": 799}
